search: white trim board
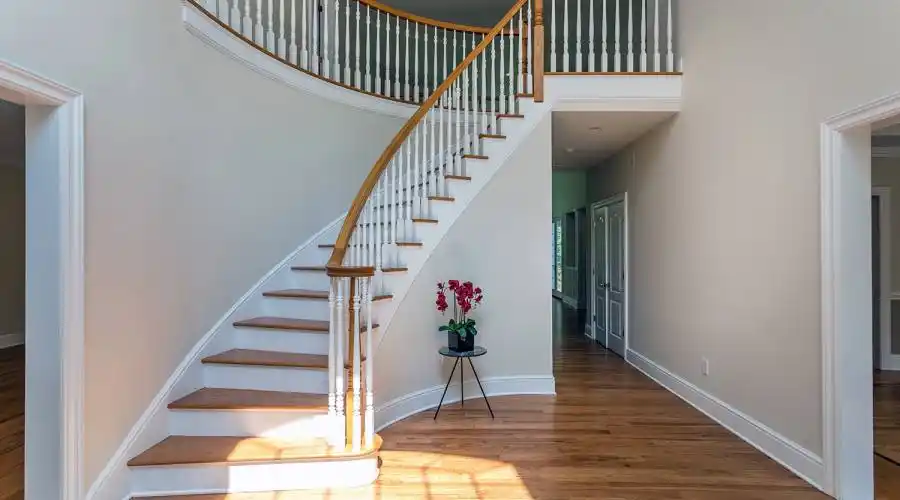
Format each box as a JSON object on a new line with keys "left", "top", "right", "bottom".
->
{"left": 0, "top": 58, "right": 85, "bottom": 500}
{"left": 84, "top": 215, "right": 346, "bottom": 500}
{"left": 820, "top": 90, "right": 900, "bottom": 498}
{"left": 181, "top": 1, "right": 416, "bottom": 119}
{"left": 0, "top": 333, "right": 24, "bottom": 349}
{"left": 626, "top": 349, "right": 825, "bottom": 489}
{"left": 375, "top": 375, "right": 556, "bottom": 432}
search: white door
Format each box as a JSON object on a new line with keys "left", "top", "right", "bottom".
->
{"left": 592, "top": 205, "right": 608, "bottom": 345}
{"left": 606, "top": 201, "right": 626, "bottom": 357}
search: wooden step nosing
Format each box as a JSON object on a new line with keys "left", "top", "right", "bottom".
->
{"left": 128, "top": 447, "right": 381, "bottom": 468}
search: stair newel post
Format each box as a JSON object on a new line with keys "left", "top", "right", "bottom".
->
{"left": 334, "top": 277, "right": 346, "bottom": 447}
{"left": 350, "top": 277, "right": 362, "bottom": 452}
{"left": 364, "top": 276, "right": 375, "bottom": 449}
{"left": 534, "top": 0, "right": 544, "bottom": 102}
{"left": 327, "top": 277, "right": 337, "bottom": 444}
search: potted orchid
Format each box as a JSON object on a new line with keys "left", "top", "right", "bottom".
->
{"left": 436, "top": 280, "right": 484, "bottom": 352}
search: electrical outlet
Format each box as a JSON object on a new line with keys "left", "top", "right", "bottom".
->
{"left": 701, "top": 358, "right": 710, "bottom": 376}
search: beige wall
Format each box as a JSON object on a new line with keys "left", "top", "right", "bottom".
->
{"left": 0, "top": 100, "right": 24, "bottom": 340}
{"left": 376, "top": 115, "right": 553, "bottom": 407}
{"left": 0, "top": 0, "right": 406, "bottom": 487}
{"left": 587, "top": 0, "right": 900, "bottom": 457}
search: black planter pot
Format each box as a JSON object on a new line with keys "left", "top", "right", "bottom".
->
{"left": 447, "top": 331, "right": 475, "bottom": 352}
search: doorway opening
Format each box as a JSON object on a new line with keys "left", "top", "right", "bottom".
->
{"left": 0, "top": 59, "right": 85, "bottom": 500}
{"left": 590, "top": 194, "right": 628, "bottom": 358}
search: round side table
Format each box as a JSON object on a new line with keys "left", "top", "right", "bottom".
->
{"left": 434, "top": 346, "right": 494, "bottom": 419}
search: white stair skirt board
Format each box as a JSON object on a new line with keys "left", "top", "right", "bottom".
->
{"left": 375, "top": 376, "right": 556, "bottom": 432}
{"left": 203, "top": 364, "right": 329, "bottom": 393}
{"left": 231, "top": 328, "right": 330, "bottom": 355}
{"left": 0, "top": 332, "right": 24, "bottom": 349}
{"left": 625, "top": 349, "right": 825, "bottom": 491}
{"left": 130, "top": 456, "right": 379, "bottom": 496}
{"left": 169, "top": 409, "right": 332, "bottom": 439}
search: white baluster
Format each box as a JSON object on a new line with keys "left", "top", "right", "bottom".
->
{"left": 614, "top": 0, "right": 621, "bottom": 71}
{"left": 432, "top": 26, "right": 439, "bottom": 97}
{"left": 438, "top": 94, "right": 446, "bottom": 197}
{"left": 481, "top": 34, "right": 488, "bottom": 131}
{"left": 334, "top": 278, "right": 346, "bottom": 448}
{"left": 229, "top": 0, "right": 240, "bottom": 30}
{"left": 601, "top": 0, "right": 608, "bottom": 71}
{"left": 575, "top": 0, "right": 582, "bottom": 72}
{"left": 462, "top": 43, "right": 471, "bottom": 156}
{"left": 428, "top": 109, "right": 435, "bottom": 198}
{"left": 404, "top": 20, "right": 411, "bottom": 101}
{"left": 666, "top": 0, "right": 674, "bottom": 71}
{"left": 518, "top": 10, "right": 525, "bottom": 90}
{"left": 216, "top": 0, "right": 228, "bottom": 23}
{"left": 562, "top": 0, "right": 569, "bottom": 72}
{"left": 333, "top": 0, "right": 341, "bottom": 80}
{"left": 375, "top": 12, "right": 382, "bottom": 94}
{"left": 375, "top": 178, "right": 385, "bottom": 273}
{"left": 351, "top": 277, "right": 361, "bottom": 453}
{"left": 627, "top": 0, "right": 634, "bottom": 71}
{"left": 588, "top": 0, "right": 595, "bottom": 71}
{"left": 471, "top": 35, "right": 480, "bottom": 146}
{"left": 414, "top": 23, "right": 420, "bottom": 102}
{"left": 405, "top": 132, "right": 412, "bottom": 222}
{"left": 443, "top": 29, "right": 448, "bottom": 83}
{"left": 452, "top": 29, "right": 458, "bottom": 84}
{"left": 288, "top": 0, "right": 298, "bottom": 63}
{"left": 419, "top": 117, "right": 427, "bottom": 212}
{"left": 255, "top": 0, "right": 264, "bottom": 45}
{"left": 391, "top": 157, "right": 398, "bottom": 244}
{"left": 455, "top": 80, "right": 461, "bottom": 176}
{"left": 653, "top": 0, "right": 660, "bottom": 71}
{"left": 266, "top": 0, "right": 275, "bottom": 51}
{"left": 363, "top": 276, "right": 375, "bottom": 449}
{"left": 354, "top": 2, "right": 361, "bottom": 87}
{"left": 550, "top": 0, "right": 557, "bottom": 72}
{"left": 500, "top": 27, "right": 507, "bottom": 115}
{"left": 640, "top": 0, "right": 647, "bottom": 71}
{"left": 327, "top": 278, "right": 337, "bottom": 446}
{"left": 527, "top": 0, "right": 534, "bottom": 90}
{"left": 365, "top": 6, "right": 371, "bottom": 91}
{"left": 384, "top": 14, "right": 391, "bottom": 95}
{"left": 394, "top": 15, "right": 400, "bottom": 99}
{"left": 344, "top": 0, "right": 351, "bottom": 84}
{"left": 276, "top": 0, "right": 285, "bottom": 57}
{"left": 508, "top": 19, "right": 515, "bottom": 112}
{"left": 206, "top": 0, "right": 216, "bottom": 13}
{"left": 491, "top": 37, "right": 497, "bottom": 130}
{"left": 423, "top": 25, "right": 430, "bottom": 98}
{"left": 311, "top": 0, "right": 319, "bottom": 71}
{"left": 322, "top": 0, "right": 330, "bottom": 77}
{"left": 242, "top": 0, "right": 252, "bottom": 37}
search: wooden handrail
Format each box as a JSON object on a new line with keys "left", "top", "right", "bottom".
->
{"left": 326, "top": 0, "right": 530, "bottom": 276}
{"left": 356, "top": 0, "right": 494, "bottom": 34}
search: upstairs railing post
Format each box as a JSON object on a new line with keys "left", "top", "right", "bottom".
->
{"left": 533, "top": 0, "right": 544, "bottom": 102}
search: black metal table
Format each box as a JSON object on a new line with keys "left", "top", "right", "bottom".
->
{"left": 434, "top": 346, "right": 494, "bottom": 419}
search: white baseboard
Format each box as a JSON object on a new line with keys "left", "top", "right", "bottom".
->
{"left": 625, "top": 349, "right": 825, "bottom": 491}
{"left": 375, "top": 375, "right": 556, "bottom": 432}
{"left": 0, "top": 332, "right": 24, "bottom": 349}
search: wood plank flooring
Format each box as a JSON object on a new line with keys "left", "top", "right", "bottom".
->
{"left": 875, "top": 369, "right": 900, "bottom": 465}
{"left": 0, "top": 346, "right": 23, "bottom": 500}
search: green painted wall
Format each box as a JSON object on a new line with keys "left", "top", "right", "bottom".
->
{"left": 552, "top": 170, "right": 587, "bottom": 218}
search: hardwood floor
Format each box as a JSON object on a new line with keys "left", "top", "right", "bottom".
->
{"left": 0, "top": 346, "right": 23, "bottom": 500}
{"left": 875, "top": 369, "right": 900, "bottom": 465}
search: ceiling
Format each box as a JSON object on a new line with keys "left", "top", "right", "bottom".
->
{"left": 551, "top": 111, "right": 675, "bottom": 169}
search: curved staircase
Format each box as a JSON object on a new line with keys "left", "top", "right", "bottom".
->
{"left": 126, "top": 0, "right": 546, "bottom": 496}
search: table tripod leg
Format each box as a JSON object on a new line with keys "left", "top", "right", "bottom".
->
{"left": 434, "top": 357, "right": 460, "bottom": 420}
{"left": 468, "top": 357, "right": 494, "bottom": 419}
{"left": 460, "top": 355, "right": 464, "bottom": 408}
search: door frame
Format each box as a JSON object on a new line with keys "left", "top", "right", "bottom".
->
{"left": 0, "top": 58, "right": 85, "bottom": 500}
{"left": 590, "top": 193, "right": 628, "bottom": 352}
{"left": 872, "top": 187, "right": 900, "bottom": 371}
{"left": 820, "top": 90, "right": 900, "bottom": 498}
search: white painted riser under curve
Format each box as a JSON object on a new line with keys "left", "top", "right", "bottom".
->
{"left": 203, "top": 364, "right": 329, "bottom": 393}
{"left": 168, "top": 409, "right": 333, "bottom": 439}
{"left": 231, "top": 328, "right": 331, "bottom": 355}
{"left": 130, "top": 456, "right": 380, "bottom": 496}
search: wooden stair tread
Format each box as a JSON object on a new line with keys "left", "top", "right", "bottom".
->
{"left": 480, "top": 133, "right": 507, "bottom": 139}
{"left": 462, "top": 154, "right": 489, "bottom": 160}
{"left": 202, "top": 349, "right": 368, "bottom": 369}
{"left": 516, "top": 92, "right": 535, "bottom": 98}
{"left": 412, "top": 217, "right": 438, "bottom": 223}
{"left": 128, "top": 434, "right": 382, "bottom": 467}
{"left": 382, "top": 267, "right": 408, "bottom": 273}
{"left": 263, "top": 289, "right": 392, "bottom": 301}
{"left": 168, "top": 388, "right": 327, "bottom": 411}
{"left": 233, "top": 316, "right": 328, "bottom": 332}
{"left": 445, "top": 174, "right": 472, "bottom": 181}
{"left": 428, "top": 195, "right": 455, "bottom": 201}
{"left": 497, "top": 113, "right": 525, "bottom": 118}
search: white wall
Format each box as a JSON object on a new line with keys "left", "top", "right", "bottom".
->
{"left": 586, "top": 0, "right": 900, "bottom": 461}
{"left": 0, "top": 99, "right": 24, "bottom": 343}
{"left": 376, "top": 115, "right": 553, "bottom": 413}
{"left": 0, "top": 0, "right": 407, "bottom": 488}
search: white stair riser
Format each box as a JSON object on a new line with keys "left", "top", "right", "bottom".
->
{"left": 169, "top": 409, "right": 333, "bottom": 438}
{"left": 256, "top": 296, "right": 330, "bottom": 320}
{"left": 131, "top": 456, "right": 379, "bottom": 496}
{"left": 203, "top": 364, "right": 329, "bottom": 393}
{"left": 232, "top": 328, "right": 330, "bottom": 354}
